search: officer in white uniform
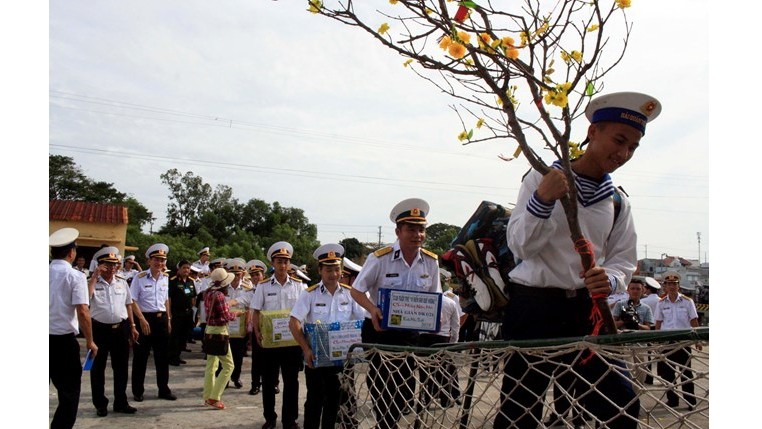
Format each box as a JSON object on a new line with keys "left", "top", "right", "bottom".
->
{"left": 118, "top": 255, "right": 140, "bottom": 284}
{"left": 246, "top": 259, "right": 269, "bottom": 395}
{"left": 251, "top": 242, "right": 305, "bottom": 429}
{"left": 224, "top": 257, "right": 254, "bottom": 389}
{"left": 350, "top": 198, "right": 442, "bottom": 429}
{"left": 130, "top": 243, "right": 177, "bottom": 402}
{"left": 49, "top": 228, "right": 96, "bottom": 429}
{"left": 290, "top": 243, "right": 366, "bottom": 429}
{"left": 87, "top": 246, "right": 139, "bottom": 416}
{"left": 193, "top": 247, "right": 212, "bottom": 277}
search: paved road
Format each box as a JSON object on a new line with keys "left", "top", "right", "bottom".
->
{"left": 49, "top": 338, "right": 306, "bottom": 429}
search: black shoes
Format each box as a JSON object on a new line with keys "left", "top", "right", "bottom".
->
{"left": 249, "top": 386, "right": 261, "bottom": 395}
{"left": 133, "top": 395, "right": 144, "bottom": 402}
{"left": 262, "top": 421, "right": 277, "bottom": 429}
{"left": 233, "top": 379, "right": 243, "bottom": 389}
{"left": 96, "top": 407, "right": 108, "bottom": 417}
{"left": 114, "top": 404, "right": 137, "bottom": 414}
{"left": 284, "top": 423, "right": 301, "bottom": 429}
{"left": 169, "top": 359, "right": 181, "bottom": 366}
{"left": 274, "top": 385, "right": 280, "bottom": 394}
{"left": 158, "top": 392, "right": 178, "bottom": 401}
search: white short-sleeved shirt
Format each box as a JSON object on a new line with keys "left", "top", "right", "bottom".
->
{"left": 654, "top": 294, "right": 699, "bottom": 330}
{"left": 250, "top": 276, "right": 304, "bottom": 311}
{"left": 227, "top": 284, "right": 254, "bottom": 311}
{"left": 436, "top": 291, "right": 461, "bottom": 342}
{"left": 118, "top": 268, "right": 138, "bottom": 282}
{"left": 49, "top": 259, "right": 89, "bottom": 335}
{"left": 129, "top": 270, "right": 170, "bottom": 312}
{"left": 640, "top": 293, "right": 659, "bottom": 316}
{"left": 352, "top": 240, "right": 442, "bottom": 306}
{"left": 90, "top": 275, "right": 133, "bottom": 324}
{"left": 192, "top": 260, "right": 210, "bottom": 276}
{"left": 290, "top": 282, "right": 366, "bottom": 324}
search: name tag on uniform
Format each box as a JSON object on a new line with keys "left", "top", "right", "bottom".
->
{"left": 386, "top": 273, "right": 399, "bottom": 278}
{"left": 95, "top": 286, "right": 105, "bottom": 291}
{"left": 267, "top": 292, "right": 277, "bottom": 296}
{"left": 184, "top": 288, "right": 191, "bottom": 294}
{"left": 420, "top": 274, "right": 429, "bottom": 278}
{"left": 144, "top": 284, "right": 153, "bottom": 288}
{"left": 316, "top": 303, "right": 327, "bottom": 307}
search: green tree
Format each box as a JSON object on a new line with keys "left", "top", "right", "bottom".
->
{"left": 425, "top": 223, "right": 461, "bottom": 256}
{"left": 339, "top": 237, "right": 366, "bottom": 260}
{"left": 49, "top": 155, "right": 153, "bottom": 229}
{"left": 159, "top": 169, "right": 214, "bottom": 233}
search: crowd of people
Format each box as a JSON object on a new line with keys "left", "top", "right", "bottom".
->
{"left": 50, "top": 92, "right": 704, "bottom": 429}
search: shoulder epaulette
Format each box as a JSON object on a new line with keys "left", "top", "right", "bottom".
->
{"left": 306, "top": 284, "right": 319, "bottom": 292}
{"left": 680, "top": 293, "right": 693, "bottom": 301}
{"left": 340, "top": 283, "right": 353, "bottom": 290}
{"left": 259, "top": 277, "right": 271, "bottom": 284}
{"left": 163, "top": 272, "right": 169, "bottom": 277}
{"left": 289, "top": 275, "right": 301, "bottom": 282}
{"left": 374, "top": 246, "right": 393, "bottom": 257}
{"left": 659, "top": 295, "right": 669, "bottom": 301}
{"left": 115, "top": 274, "right": 126, "bottom": 281}
{"left": 421, "top": 248, "right": 438, "bottom": 260}
{"left": 170, "top": 275, "right": 177, "bottom": 281}
{"left": 137, "top": 271, "right": 148, "bottom": 278}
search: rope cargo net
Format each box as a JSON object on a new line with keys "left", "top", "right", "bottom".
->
{"left": 336, "top": 327, "right": 708, "bottom": 429}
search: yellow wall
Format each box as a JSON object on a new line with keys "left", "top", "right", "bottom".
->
{"left": 49, "top": 221, "right": 128, "bottom": 255}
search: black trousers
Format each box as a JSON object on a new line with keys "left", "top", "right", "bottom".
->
{"left": 417, "top": 333, "right": 460, "bottom": 406}
{"left": 132, "top": 312, "right": 172, "bottom": 397}
{"left": 250, "top": 332, "right": 264, "bottom": 388}
{"left": 260, "top": 345, "right": 303, "bottom": 425}
{"left": 658, "top": 345, "right": 696, "bottom": 406}
{"left": 361, "top": 318, "right": 419, "bottom": 429}
{"left": 493, "top": 285, "right": 639, "bottom": 429}
{"left": 230, "top": 336, "right": 247, "bottom": 382}
{"left": 169, "top": 309, "right": 192, "bottom": 360}
{"left": 304, "top": 365, "right": 343, "bottom": 429}
{"left": 91, "top": 319, "right": 131, "bottom": 409}
{"left": 49, "top": 333, "right": 82, "bottom": 429}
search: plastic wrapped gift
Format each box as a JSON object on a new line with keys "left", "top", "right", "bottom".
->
{"left": 228, "top": 311, "right": 247, "bottom": 338}
{"left": 303, "top": 319, "right": 364, "bottom": 367}
{"left": 260, "top": 309, "right": 298, "bottom": 348}
{"left": 378, "top": 288, "right": 442, "bottom": 332}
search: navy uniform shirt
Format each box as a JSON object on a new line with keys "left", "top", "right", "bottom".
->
{"left": 130, "top": 269, "right": 170, "bottom": 312}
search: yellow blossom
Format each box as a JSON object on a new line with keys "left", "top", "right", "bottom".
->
{"left": 378, "top": 23, "right": 390, "bottom": 35}
{"left": 501, "top": 36, "right": 516, "bottom": 47}
{"left": 448, "top": 43, "right": 467, "bottom": 58}
{"left": 476, "top": 118, "right": 485, "bottom": 129}
{"left": 457, "top": 131, "right": 469, "bottom": 141}
{"left": 534, "top": 22, "right": 549, "bottom": 37}
{"left": 403, "top": 59, "right": 414, "bottom": 67}
{"left": 543, "top": 82, "right": 572, "bottom": 108}
{"left": 587, "top": 24, "right": 599, "bottom": 32}
{"left": 560, "top": 51, "right": 570, "bottom": 63}
{"left": 616, "top": 0, "right": 631, "bottom": 8}
{"left": 479, "top": 33, "right": 492, "bottom": 48}
{"left": 389, "top": 0, "right": 398, "bottom": 4}
{"left": 457, "top": 31, "right": 471, "bottom": 45}
{"left": 569, "top": 141, "right": 585, "bottom": 160}
{"left": 570, "top": 50, "right": 582, "bottom": 62}
{"left": 464, "top": 58, "right": 474, "bottom": 68}
{"left": 307, "top": 0, "right": 322, "bottom": 13}
{"left": 505, "top": 48, "right": 519, "bottom": 59}
{"left": 425, "top": 7, "right": 433, "bottom": 15}
{"left": 519, "top": 31, "right": 530, "bottom": 46}
{"left": 440, "top": 35, "right": 452, "bottom": 50}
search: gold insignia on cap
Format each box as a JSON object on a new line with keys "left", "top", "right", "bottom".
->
{"left": 327, "top": 251, "right": 336, "bottom": 258}
{"left": 641, "top": 101, "right": 657, "bottom": 117}
{"left": 108, "top": 253, "right": 116, "bottom": 259}
{"left": 411, "top": 208, "right": 421, "bottom": 216}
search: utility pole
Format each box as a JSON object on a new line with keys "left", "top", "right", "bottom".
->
{"left": 697, "top": 232, "right": 701, "bottom": 264}
{"left": 378, "top": 226, "right": 382, "bottom": 247}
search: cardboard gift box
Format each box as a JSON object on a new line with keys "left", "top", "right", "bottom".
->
{"left": 260, "top": 309, "right": 298, "bottom": 348}
{"left": 303, "top": 319, "right": 364, "bottom": 368}
{"left": 377, "top": 288, "right": 442, "bottom": 332}
{"left": 228, "top": 311, "right": 247, "bottom": 338}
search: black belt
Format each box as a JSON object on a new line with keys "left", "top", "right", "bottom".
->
{"left": 93, "top": 319, "right": 126, "bottom": 329}
{"left": 143, "top": 311, "right": 166, "bottom": 318}
{"left": 509, "top": 283, "right": 588, "bottom": 300}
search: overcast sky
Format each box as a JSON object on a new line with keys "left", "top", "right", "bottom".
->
{"left": 44, "top": 1, "right": 710, "bottom": 264}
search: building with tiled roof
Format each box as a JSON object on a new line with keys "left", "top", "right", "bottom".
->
{"left": 49, "top": 199, "right": 134, "bottom": 263}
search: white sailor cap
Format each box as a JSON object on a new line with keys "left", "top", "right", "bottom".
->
{"left": 49, "top": 227, "right": 79, "bottom": 248}
{"left": 210, "top": 257, "right": 226, "bottom": 267}
{"left": 198, "top": 247, "right": 210, "bottom": 256}
{"left": 342, "top": 257, "right": 362, "bottom": 275}
{"left": 585, "top": 91, "right": 661, "bottom": 135}
{"left": 93, "top": 246, "right": 121, "bottom": 264}
{"left": 313, "top": 243, "right": 344, "bottom": 266}
{"left": 246, "top": 259, "right": 267, "bottom": 273}
{"left": 124, "top": 255, "right": 136, "bottom": 262}
{"left": 145, "top": 243, "right": 169, "bottom": 259}
{"left": 390, "top": 198, "right": 429, "bottom": 225}
{"left": 631, "top": 275, "right": 660, "bottom": 291}
{"left": 189, "top": 265, "right": 202, "bottom": 273}
{"left": 663, "top": 271, "right": 681, "bottom": 283}
{"left": 289, "top": 263, "right": 311, "bottom": 282}
{"left": 225, "top": 257, "right": 247, "bottom": 273}
{"left": 267, "top": 241, "right": 294, "bottom": 262}
{"left": 439, "top": 267, "right": 453, "bottom": 281}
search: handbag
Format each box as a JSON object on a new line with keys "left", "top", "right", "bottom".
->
{"left": 202, "top": 333, "right": 230, "bottom": 356}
